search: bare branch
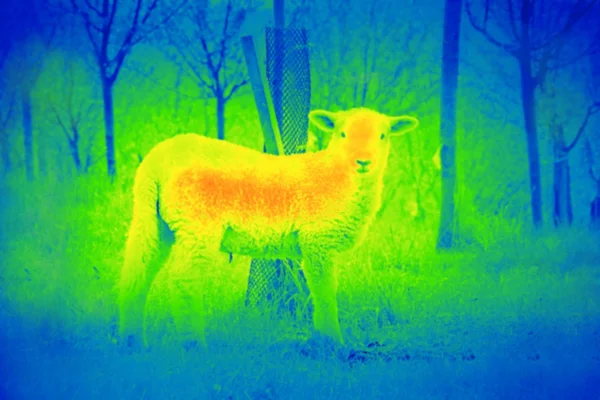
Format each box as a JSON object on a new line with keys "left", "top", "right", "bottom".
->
{"left": 507, "top": 0, "right": 520, "bottom": 41}
{"left": 83, "top": 19, "right": 102, "bottom": 62}
{"left": 141, "top": 0, "right": 158, "bottom": 25}
{"left": 1, "top": 94, "right": 15, "bottom": 127}
{"left": 531, "top": 0, "right": 598, "bottom": 52}
{"left": 84, "top": 137, "right": 97, "bottom": 171}
{"left": 224, "top": 79, "right": 248, "bottom": 101}
{"left": 465, "top": 0, "right": 520, "bottom": 56}
{"left": 130, "top": 0, "right": 143, "bottom": 38}
{"left": 565, "top": 101, "right": 600, "bottom": 153}
{"left": 71, "top": 1, "right": 102, "bottom": 61}
{"left": 109, "top": 3, "right": 143, "bottom": 80}
{"left": 111, "top": 0, "right": 186, "bottom": 80}
{"left": 483, "top": 0, "right": 490, "bottom": 27}
{"left": 132, "top": 1, "right": 187, "bottom": 44}
{"left": 83, "top": 0, "right": 104, "bottom": 17}
{"left": 51, "top": 105, "right": 74, "bottom": 144}
{"left": 164, "top": 0, "right": 248, "bottom": 115}
{"left": 547, "top": 37, "right": 600, "bottom": 71}
{"left": 216, "top": 0, "right": 233, "bottom": 74}
{"left": 584, "top": 136, "right": 599, "bottom": 182}
{"left": 109, "top": 49, "right": 130, "bottom": 83}
{"left": 197, "top": 73, "right": 217, "bottom": 94}
{"left": 167, "top": 32, "right": 216, "bottom": 92}
{"left": 86, "top": 19, "right": 105, "bottom": 33}
{"left": 107, "top": 0, "right": 118, "bottom": 34}
{"left": 200, "top": 36, "right": 218, "bottom": 78}
{"left": 590, "top": 166, "right": 599, "bottom": 182}
{"left": 72, "top": 97, "right": 89, "bottom": 129}
{"left": 99, "top": 0, "right": 119, "bottom": 77}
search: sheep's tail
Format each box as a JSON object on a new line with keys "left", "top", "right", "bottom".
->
{"left": 117, "top": 161, "right": 165, "bottom": 343}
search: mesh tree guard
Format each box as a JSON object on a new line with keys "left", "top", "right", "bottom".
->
{"left": 245, "top": 28, "right": 311, "bottom": 316}
{"left": 266, "top": 27, "right": 311, "bottom": 154}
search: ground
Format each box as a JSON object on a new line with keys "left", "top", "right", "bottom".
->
{"left": 1, "top": 177, "right": 599, "bottom": 399}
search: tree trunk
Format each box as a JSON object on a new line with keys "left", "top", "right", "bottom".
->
{"left": 591, "top": 182, "right": 600, "bottom": 228}
{"left": 174, "top": 67, "right": 182, "bottom": 120}
{"left": 518, "top": 52, "right": 543, "bottom": 228}
{"left": 22, "top": 90, "right": 34, "bottom": 182}
{"left": 70, "top": 124, "right": 82, "bottom": 173}
{"left": 38, "top": 131, "right": 47, "bottom": 177}
{"left": 567, "top": 164, "right": 573, "bottom": 224}
{"left": 204, "top": 96, "right": 210, "bottom": 136}
{"left": 589, "top": 44, "right": 600, "bottom": 228}
{"left": 216, "top": 95, "right": 226, "bottom": 141}
{"left": 552, "top": 125, "right": 572, "bottom": 226}
{"left": 352, "top": 82, "right": 359, "bottom": 107}
{"left": 553, "top": 155, "right": 572, "bottom": 226}
{"left": 0, "top": 129, "right": 10, "bottom": 175}
{"left": 436, "top": 0, "right": 463, "bottom": 250}
{"left": 101, "top": 77, "right": 116, "bottom": 178}
{"left": 69, "top": 139, "right": 82, "bottom": 173}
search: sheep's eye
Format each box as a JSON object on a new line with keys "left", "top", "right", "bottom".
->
{"left": 380, "top": 133, "right": 386, "bottom": 140}
{"left": 340, "top": 132, "right": 346, "bottom": 138}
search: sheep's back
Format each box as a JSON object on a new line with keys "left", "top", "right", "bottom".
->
{"left": 152, "top": 134, "right": 358, "bottom": 231}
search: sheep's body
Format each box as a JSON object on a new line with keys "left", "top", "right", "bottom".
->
{"left": 153, "top": 134, "right": 380, "bottom": 257}
{"left": 118, "top": 108, "right": 419, "bottom": 349}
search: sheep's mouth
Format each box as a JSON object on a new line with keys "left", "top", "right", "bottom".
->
{"left": 356, "top": 167, "right": 370, "bottom": 174}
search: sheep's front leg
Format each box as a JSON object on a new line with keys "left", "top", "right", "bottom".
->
{"left": 302, "top": 255, "right": 344, "bottom": 345}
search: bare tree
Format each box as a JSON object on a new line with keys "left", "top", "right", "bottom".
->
{"left": 68, "top": 0, "right": 187, "bottom": 178}
{"left": 584, "top": 49, "right": 600, "bottom": 227}
{"left": 1, "top": 0, "right": 56, "bottom": 181}
{"left": 303, "top": 0, "right": 431, "bottom": 111}
{"left": 0, "top": 96, "right": 15, "bottom": 176}
{"left": 437, "top": 0, "right": 463, "bottom": 250}
{"left": 0, "top": 48, "right": 15, "bottom": 175}
{"left": 587, "top": 137, "right": 600, "bottom": 227}
{"left": 540, "top": 70, "right": 600, "bottom": 226}
{"left": 466, "top": 0, "right": 600, "bottom": 228}
{"left": 163, "top": 0, "right": 249, "bottom": 141}
{"left": 48, "top": 59, "right": 98, "bottom": 174}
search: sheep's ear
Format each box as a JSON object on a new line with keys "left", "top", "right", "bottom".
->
{"left": 389, "top": 116, "right": 419, "bottom": 136}
{"left": 306, "top": 128, "right": 331, "bottom": 152}
{"left": 309, "top": 110, "right": 338, "bottom": 132}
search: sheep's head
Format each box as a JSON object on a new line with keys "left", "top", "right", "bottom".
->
{"left": 308, "top": 108, "right": 419, "bottom": 177}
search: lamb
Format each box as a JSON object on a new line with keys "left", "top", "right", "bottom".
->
{"left": 117, "top": 107, "right": 419, "bottom": 349}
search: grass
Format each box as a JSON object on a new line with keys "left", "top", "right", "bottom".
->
{"left": 1, "top": 169, "right": 599, "bottom": 399}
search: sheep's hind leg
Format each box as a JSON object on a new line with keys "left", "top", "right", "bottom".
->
{"left": 166, "top": 234, "right": 224, "bottom": 349}
{"left": 118, "top": 216, "right": 171, "bottom": 351}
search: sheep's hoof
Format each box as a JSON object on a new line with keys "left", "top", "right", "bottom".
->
{"left": 181, "top": 337, "right": 208, "bottom": 352}
{"left": 118, "top": 334, "right": 144, "bottom": 354}
{"left": 298, "top": 333, "right": 344, "bottom": 360}
{"left": 183, "top": 339, "right": 199, "bottom": 352}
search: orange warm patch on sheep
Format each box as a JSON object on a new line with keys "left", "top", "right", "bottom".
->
{"left": 346, "top": 116, "right": 380, "bottom": 155}
{"left": 348, "top": 116, "right": 377, "bottom": 139}
{"left": 174, "top": 162, "right": 353, "bottom": 222}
